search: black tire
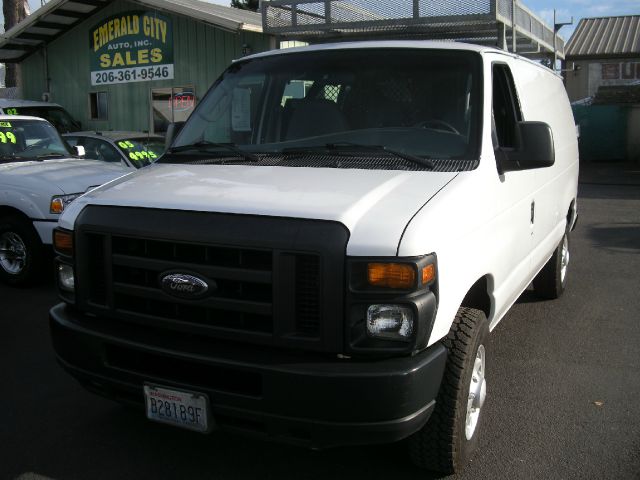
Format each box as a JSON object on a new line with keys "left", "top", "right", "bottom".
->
{"left": 409, "top": 307, "right": 489, "bottom": 474}
{"left": 0, "top": 215, "right": 44, "bottom": 286}
{"left": 533, "top": 231, "right": 569, "bottom": 300}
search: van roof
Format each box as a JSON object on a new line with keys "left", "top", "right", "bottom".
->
{"left": 241, "top": 40, "right": 561, "bottom": 78}
{"left": 241, "top": 40, "right": 505, "bottom": 62}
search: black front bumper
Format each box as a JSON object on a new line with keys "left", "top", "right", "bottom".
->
{"left": 50, "top": 303, "right": 447, "bottom": 448}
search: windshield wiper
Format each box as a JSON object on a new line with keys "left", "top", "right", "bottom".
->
{"left": 36, "top": 153, "right": 67, "bottom": 160}
{"left": 167, "top": 141, "right": 259, "bottom": 162}
{"left": 282, "top": 142, "right": 435, "bottom": 169}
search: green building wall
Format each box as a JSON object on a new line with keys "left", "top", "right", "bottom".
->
{"left": 20, "top": 0, "right": 272, "bottom": 132}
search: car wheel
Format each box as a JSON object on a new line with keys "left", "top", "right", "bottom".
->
{"left": 533, "top": 231, "right": 569, "bottom": 300}
{"left": 409, "top": 307, "right": 489, "bottom": 473}
{"left": 0, "top": 216, "right": 44, "bottom": 286}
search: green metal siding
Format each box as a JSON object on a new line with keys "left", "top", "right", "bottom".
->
{"left": 20, "top": 50, "right": 46, "bottom": 99}
{"left": 20, "top": 0, "right": 271, "bottom": 132}
{"left": 573, "top": 104, "right": 629, "bottom": 161}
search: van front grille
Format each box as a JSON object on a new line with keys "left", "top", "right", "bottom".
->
{"left": 73, "top": 207, "right": 348, "bottom": 352}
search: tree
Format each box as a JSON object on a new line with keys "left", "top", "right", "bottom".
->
{"left": 231, "top": 0, "right": 260, "bottom": 12}
{"left": 2, "top": 0, "right": 30, "bottom": 87}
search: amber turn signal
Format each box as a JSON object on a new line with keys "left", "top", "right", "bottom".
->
{"left": 53, "top": 229, "right": 73, "bottom": 256}
{"left": 50, "top": 198, "right": 65, "bottom": 214}
{"left": 367, "top": 263, "right": 416, "bottom": 289}
{"left": 422, "top": 264, "right": 436, "bottom": 284}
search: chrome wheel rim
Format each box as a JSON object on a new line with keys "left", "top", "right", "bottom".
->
{"left": 465, "top": 344, "right": 486, "bottom": 440}
{"left": 560, "top": 235, "right": 569, "bottom": 283}
{"left": 0, "top": 232, "right": 27, "bottom": 275}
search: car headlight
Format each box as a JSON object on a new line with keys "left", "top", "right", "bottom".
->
{"left": 53, "top": 228, "right": 76, "bottom": 301}
{"left": 366, "top": 304, "right": 414, "bottom": 341}
{"left": 57, "top": 263, "right": 75, "bottom": 291}
{"left": 50, "top": 193, "right": 82, "bottom": 214}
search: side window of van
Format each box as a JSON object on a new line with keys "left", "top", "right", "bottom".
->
{"left": 492, "top": 64, "right": 522, "bottom": 149}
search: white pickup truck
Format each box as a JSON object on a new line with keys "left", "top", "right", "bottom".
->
{"left": 0, "top": 115, "right": 128, "bottom": 285}
{"left": 50, "top": 41, "right": 578, "bottom": 473}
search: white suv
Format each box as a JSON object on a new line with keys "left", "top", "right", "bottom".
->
{"left": 50, "top": 42, "right": 578, "bottom": 473}
{"left": 0, "top": 115, "right": 129, "bottom": 285}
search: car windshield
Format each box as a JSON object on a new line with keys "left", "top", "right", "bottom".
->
{"left": 0, "top": 119, "right": 71, "bottom": 162}
{"left": 6, "top": 106, "right": 80, "bottom": 133}
{"left": 115, "top": 137, "right": 165, "bottom": 167}
{"left": 165, "top": 48, "right": 482, "bottom": 171}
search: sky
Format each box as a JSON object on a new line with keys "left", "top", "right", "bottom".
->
{"left": 3, "top": 0, "right": 640, "bottom": 41}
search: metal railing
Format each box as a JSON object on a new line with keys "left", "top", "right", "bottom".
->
{"left": 262, "top": 0, "right": 565, "bottom": 59}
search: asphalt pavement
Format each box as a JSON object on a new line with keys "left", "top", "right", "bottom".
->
{"left": 1, "top": 161, "right": 639, "bottom": 480}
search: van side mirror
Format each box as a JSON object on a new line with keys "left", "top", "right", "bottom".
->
{"left": 165, "top": 122, "right": 185, "bottom": 150}
{"left": 74, "top": 145, "right": 86, "bottom": 157}
{"left": 499, "top": 121, "right": 555, "bottom": 173}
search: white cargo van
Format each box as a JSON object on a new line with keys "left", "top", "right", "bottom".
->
{"left": 49, "top": 41, "right": 578, "bottom": 473}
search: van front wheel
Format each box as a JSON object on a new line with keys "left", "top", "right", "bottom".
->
{"left": 408, "top": 307, "right": 489, "bottom": 474}
{"left": 533, "top": 231, "right": 569, "bottom": 299}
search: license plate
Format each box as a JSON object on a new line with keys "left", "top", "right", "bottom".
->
{"left": 143, "top": 384, "right": 211, "bottom": 433}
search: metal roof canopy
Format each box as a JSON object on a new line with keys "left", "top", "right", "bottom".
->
{"left": 566, "top": 15, "right": 640, "bottom": 60}
{"left": 0, "top": 0, "right": 264, "bottom": 63}
{"left": 262, "top": 0, "right": 565, "bottom": 59}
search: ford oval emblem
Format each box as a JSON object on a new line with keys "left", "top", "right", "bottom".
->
{"left": 160, "top": 273, "right": 212, "bottom": 299}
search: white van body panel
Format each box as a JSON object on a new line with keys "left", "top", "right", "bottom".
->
{"left": 399, "top": 51, "right": 579, "bottom": 346}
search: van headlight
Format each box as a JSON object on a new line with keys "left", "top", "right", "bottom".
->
{"left": 347, "top": 254, "right": 438, "bottom": 354}
{"left": 366, "top": 304, "right": 414, "bottom": 341}
{"left": 50, "top": 193, "right": 82, "bottom": 214}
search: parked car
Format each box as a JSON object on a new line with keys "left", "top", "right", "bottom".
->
{"left": 0, "top": 115, "right": 130, "bottom": 286}
{"left": 0, "top": 99, "right": 81, "bottom": 133}
{"left": 63, "top": 132, "right": 166, "bottom": 169}
{"left": 49, "top": 41, "right": 578, "bottom": 473}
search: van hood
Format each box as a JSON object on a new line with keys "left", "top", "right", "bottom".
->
{"left": 0, "top": 158, "right": 128, "bottom": 194}
{"left": 61, "top": 164, "right": 457, "bottom": 256}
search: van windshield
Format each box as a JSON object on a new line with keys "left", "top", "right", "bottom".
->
{"left": 165, "top": 48, "right": 482, "bottom": 171}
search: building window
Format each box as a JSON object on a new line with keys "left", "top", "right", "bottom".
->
{"left": 151, "top": 86, "right": 196, "bottom": 134}
{"left": 89, "top": 92, "right": 108, "bottom": 120}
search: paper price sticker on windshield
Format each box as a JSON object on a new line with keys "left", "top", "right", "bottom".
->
{"left": 0, "top": 132, "right": 17, "bottom": 143}
{"left": 129, "top": 150, "right": 158, "bottom": 161}
{"left": 0, "top": 122, "right": 12, "bottom": 127}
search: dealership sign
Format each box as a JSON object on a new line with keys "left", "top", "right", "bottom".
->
{"left": 90, "top": 11, "right": 174, "bottom": 86}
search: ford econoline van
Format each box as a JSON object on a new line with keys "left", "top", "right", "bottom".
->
{"left": 49, "top": 41, "right": 578, "bottom": 473}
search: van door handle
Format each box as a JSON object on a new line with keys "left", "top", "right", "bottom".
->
{"left": 531, "top": 201, "right": 535, "bottom": 224}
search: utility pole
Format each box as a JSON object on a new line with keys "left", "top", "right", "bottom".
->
{"left": 553, "top": 9, "right": 573, "bottom": 72}
{"left": 2, "top": 0, "right": 30, "bottom": 87}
